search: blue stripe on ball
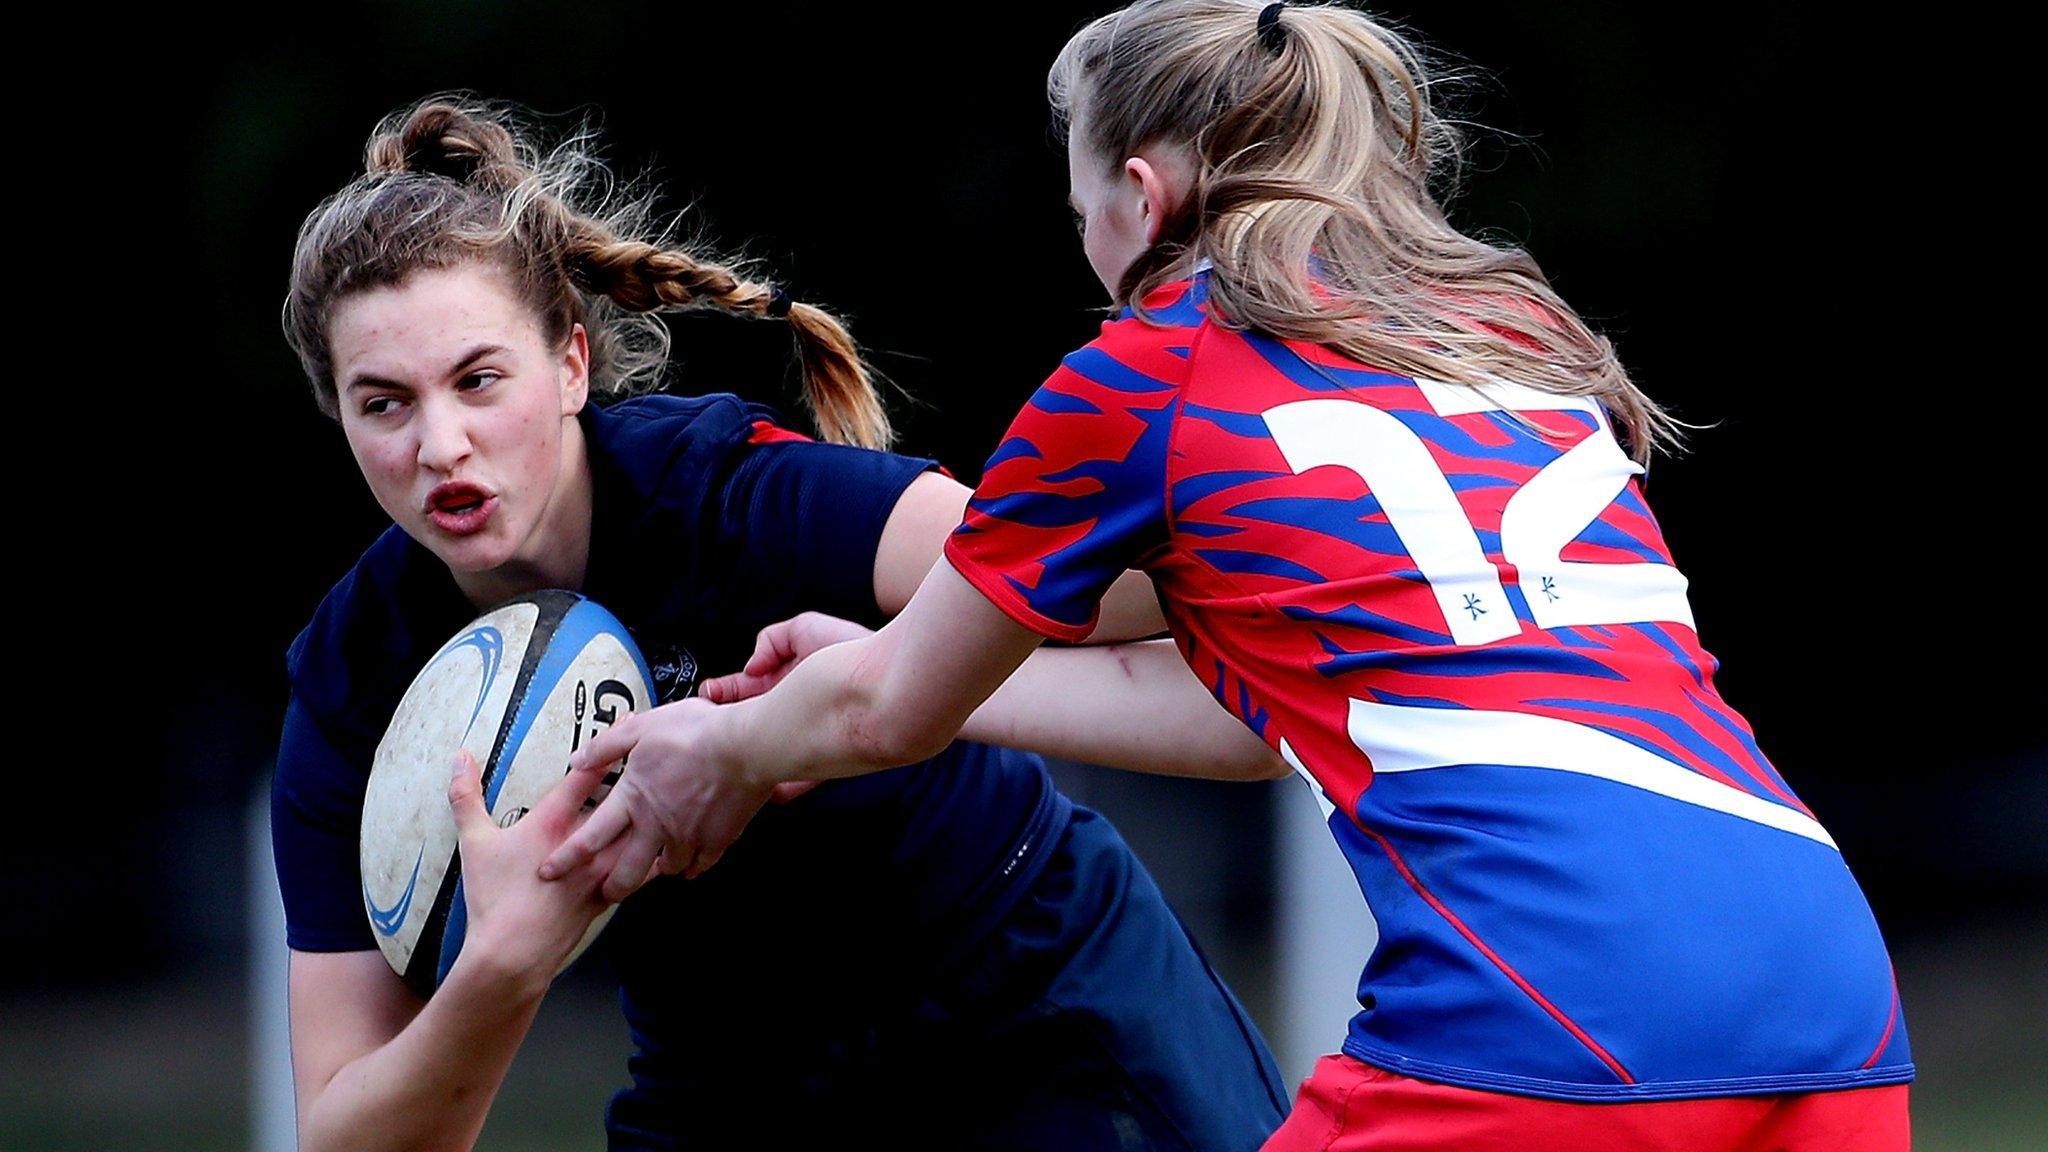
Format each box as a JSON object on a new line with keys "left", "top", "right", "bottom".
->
{"left": 486, "top": 597, "right": 653, "bottom": 812}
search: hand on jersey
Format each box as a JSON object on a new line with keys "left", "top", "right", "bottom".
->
{"left": 701, "top": 611, "right": 874, "bottom": 704}
{"left": 446, "top": 749, "right": 642, "bottom": 987}
{"left": 538, "top": 696, "right": 774, "bottom": 898}
{"left": 696, "top": 612, "right": 875, "bottom": 808}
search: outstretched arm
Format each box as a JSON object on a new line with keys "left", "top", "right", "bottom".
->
{"left": 702, "top": 613, "right": 1286, "bottom": 782}
{"left": 961, "top": 639, "right": 1288, "bottom": 780}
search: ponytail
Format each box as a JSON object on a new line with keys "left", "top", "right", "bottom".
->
{"left": 285, "top": 94, "right": 891, "bottom": 448}
{"left": 565, "top": 231, "right": 890, "bottom": 448}
{"left": 1050, "top": 1, "right": 1687, "bottom": 463}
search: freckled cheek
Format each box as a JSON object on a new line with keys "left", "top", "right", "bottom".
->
{"left": 477, "top": 415, "right": 555, "bottom": 498}
{"left": 373, "top": 454, "right": 419, "bottom": 507}
{"left": 344, "top": 436, "right": 407, "bottom": 503}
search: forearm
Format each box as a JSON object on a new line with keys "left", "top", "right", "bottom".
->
{"left": 298, "top": 956, "right": 546, "bottom": 1152}
{"left": 718, "top": 627, "right": 960, "bottom": 785}
{"left": 716, "top": 564, "right": 1046, "bottom": 785}
{"left": 959, "top": 640, "right": 1290, "bottom": 780}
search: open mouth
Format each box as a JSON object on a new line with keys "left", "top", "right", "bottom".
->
{"left": 426, "top": 483, "right": 495, "bottom": 533}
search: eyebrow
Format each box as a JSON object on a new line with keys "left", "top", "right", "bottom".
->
{"left": 342, "top": 343, "right": 511, "bottom": 392}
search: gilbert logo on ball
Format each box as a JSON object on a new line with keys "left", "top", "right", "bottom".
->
{"left": 360, "top": 589, "right": 654, "bottom": 996}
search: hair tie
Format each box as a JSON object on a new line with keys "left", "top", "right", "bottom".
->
{"left": 1257, "top": 2, "right": 1288, "bottom": 53}
{"left": 765, "top": 285, "right": 793, "bottom": 320}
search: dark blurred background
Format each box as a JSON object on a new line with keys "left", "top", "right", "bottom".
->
{"left": 6, "top": 2, "right": 2040, "bottom": 1149}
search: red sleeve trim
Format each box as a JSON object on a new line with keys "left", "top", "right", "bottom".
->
{"left": 747, "top": 419, "right": 813, "bottom": 446}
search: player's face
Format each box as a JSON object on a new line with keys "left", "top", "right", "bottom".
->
{"left": 1068, "top": 128, "right": 1152, "bottom": 299}
{"left": 328, "top": 263, "right": 591, "bottom": 598}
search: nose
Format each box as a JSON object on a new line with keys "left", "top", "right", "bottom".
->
{"left": 414, "top": 395, "right": 474, "bottom": 474}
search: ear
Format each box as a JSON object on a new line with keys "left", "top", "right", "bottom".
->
{"left": 1126, "top": 152, "right": 1190, "bottom": 246}
{"left": 560, "top": 323, "right": 591, "bottom": 417}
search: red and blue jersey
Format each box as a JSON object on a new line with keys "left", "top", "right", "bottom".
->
{"left": 946, "top": 272, "right": 1913, "bottom": 1101}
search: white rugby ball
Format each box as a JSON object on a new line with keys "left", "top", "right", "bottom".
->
{"left": 360, "top": 589, "right": 654, "bottom": 995}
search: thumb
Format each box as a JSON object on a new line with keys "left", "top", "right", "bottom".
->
{"left": 448, "top": 750, "right": 494, "bottom": 839}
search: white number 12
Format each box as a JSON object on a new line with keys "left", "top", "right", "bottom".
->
{"left": 1261, "top": 383, "right": 1835, "bottom": 847}
{"left": 1261, "top": 379, "right": 1695, "bottom": 643}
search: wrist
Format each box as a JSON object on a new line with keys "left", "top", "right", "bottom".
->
{"left": 713, "top": 699, "right": 782, "bottom": 789}
{"left": 442, "top": 934, "right": 555, "bottom": 1006}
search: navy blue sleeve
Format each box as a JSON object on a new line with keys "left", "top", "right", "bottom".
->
{"left": 711, "top": 435, "right": 940, "bottom": 628}
{"left": 272, "top": 695, "right": 375, "bottom": 953}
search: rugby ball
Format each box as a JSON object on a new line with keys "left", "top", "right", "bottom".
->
{"left": 360, "top": 590, "right": 655, "bottom": 996}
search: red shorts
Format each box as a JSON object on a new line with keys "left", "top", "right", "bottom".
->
{"left": 1263, "top": 1055, "right": 1911, "bottom": 1152}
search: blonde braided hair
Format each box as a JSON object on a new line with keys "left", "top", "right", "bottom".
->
{"left": 284, "top": 94, "right": 889, "bottom": 448}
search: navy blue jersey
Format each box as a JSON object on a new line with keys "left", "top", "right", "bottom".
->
{"left": 273, "top": 393, "right": 1111, "bottom": 1125}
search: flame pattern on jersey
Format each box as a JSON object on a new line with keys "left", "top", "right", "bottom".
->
{"left": 945, "top": 274, "right": 1912, "bottom": 1101}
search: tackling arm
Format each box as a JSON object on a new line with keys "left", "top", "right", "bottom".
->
{"left": 702, "top": 615, "right": 1286, "bottom": 782}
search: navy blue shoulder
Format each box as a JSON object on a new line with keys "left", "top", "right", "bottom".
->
{"left": 582, "top": 390, "right": 780, "bottom": 502}
{"left": 578, "top": 391, "right": 938, "bottom": 644}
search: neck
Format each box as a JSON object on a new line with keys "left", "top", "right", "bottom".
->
{"left": 451, "top": 416, "right": 594, "bottom": 609}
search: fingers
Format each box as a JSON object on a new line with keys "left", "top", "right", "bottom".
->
{"left": 700, "top": 670, "right": 769, "bottom": 704}
{"left": 745, "top": 627, "right": 790, "bottom": 672}
{"left": 602, "top": 825, "right": 665, "bottom": 903}
{"left": 745, "top": 617, "right": 798, "bottom": 675}
{"left": 533, "top": 744, "right": 618, "bottom": 826}
{"left": 706, "top": 613, "right": 873, "bottom": 703}
{"left": 447, "top": 750, "right": 493, "bottom": 839}
{"left": 704, "top": 616, "right": 806, "bottom": 702}
{"left": 566, "top": 713, "right": 640, "bottom": 778}
{"left": 540, "top": 788, "right": 632, "bottom": 880}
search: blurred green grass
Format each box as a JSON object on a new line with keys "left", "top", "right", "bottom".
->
{"left": 4, "top": 914, "right": 2041, "bottom": 1152}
